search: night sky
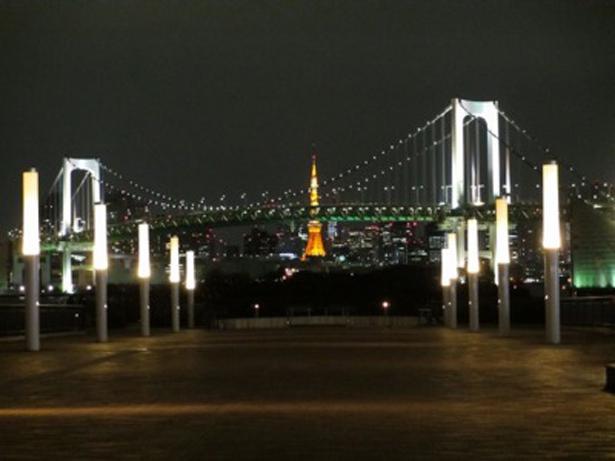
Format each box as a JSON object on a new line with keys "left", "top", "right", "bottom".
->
{"left": 1, "top": 0, "right": 614, "bottom": 233}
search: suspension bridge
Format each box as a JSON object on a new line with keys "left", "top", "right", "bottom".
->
{"left": 12, "top": 97, "right": 614, "bottom": 293}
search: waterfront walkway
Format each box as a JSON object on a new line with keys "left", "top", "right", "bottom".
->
{"left": 1, "top": 326, "right": 614, "bottom": 459}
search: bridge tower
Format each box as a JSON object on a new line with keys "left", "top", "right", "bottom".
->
{"left": 451, "top": 98, "right": 509, "bottom": 209}
{"left": 61, "top": 158, "right": 102, "bottom": 236}
{"left": 60, "top": 158, "right": 102, "bottom": 293}
{"left": 302, "top": 154, "right": 326, "bottom": 259}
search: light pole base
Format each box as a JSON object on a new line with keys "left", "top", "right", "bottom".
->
{"left": 24, "top": 255, "right": 40, "bottom": 352}
{"left": 468, "top": 273, "right": 479, "bottom": 332}
{"left": 95, "top": 270, "right": 108, "bottom": 342}
{"left": 171, "top": 282, "right": 180, "bottom": 332}
{"left": 449, "top": 282, "right": 457, "bottom": 329}
{"left": 442, "top": 286, "right": 450, "bottom": 327}
{"left": 187, "top": 289, "right": 195, "bottom": 329}
{"left": 140, "top": 278, "right": 150, "bottom": 337}
{"left": 544, "top": 248, "right": 560, "bottom": 344}
{"left": 498, "top": 264, "right": 510, "bottom": 336}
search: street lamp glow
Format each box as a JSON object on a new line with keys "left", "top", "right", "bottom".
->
{"left": 138, "top": 223, "right": 151, "bottom": 279}
{"left": 22, "top": 169, "right": 40, "bottom": 256}
{"left": 446, "top": 233, "right": 458, "bottom": 281}
{"left": 185, "top": 250, "right": 196, "bottom": 290}
{"left": 466, "top": 218, "right": 480, "bottom": 274}
{"left": 495, "top": 197, "right": 510, "bottom": 264}
{"left": 169, "top": 236, "right": 180, "bottom": 283}
{"left": 542, "top": 162, "right": 561, "bottom": 249}
{"left": 93, "top": 203, "right": 108, "bottom": 270}
{"left": 381, "top": 300, "right": 390, "bottom": 310}
{"left": 440, "top": 248, "right": 450, "bottom": 287}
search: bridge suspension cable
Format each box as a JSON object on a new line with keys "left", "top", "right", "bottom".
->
{"left": 496, "top": 107, "right": 614, "bottom": 204}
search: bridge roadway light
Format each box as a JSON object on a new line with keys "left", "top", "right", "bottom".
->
{"left": 185, "top": 250, "right": 196, "bottom": 329}
{"left": 543, "top": 162, "right": 561, "bottom": 344}
{"left": 466, "top": 218, "right": 480, "bottom": 332}
{"left": 169, "top": 236, "right": 181, "bottom": 332}
{"left": 22, "top": 169, "right": 40, "bottom": 351}
{"left": 446, "top": 232, "right": 458, "bottom": 329}
{"left": 93, "top": 203, "right": 108, "bottom": 342}
{"left": 138, "top": 223, "right": 151, "bottom": 337}
{"left": 495, "top": 197, "right": 511, "bottom": 336}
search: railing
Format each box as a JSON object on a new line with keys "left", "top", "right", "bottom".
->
{"left": 216, "top": 315, "right": 419, "bottom": 330}
{"left": 561, "top": 296, "right": 615, "bottom": 327}
{"left": 0, "top": 302, "right": 85, "bottom": 336}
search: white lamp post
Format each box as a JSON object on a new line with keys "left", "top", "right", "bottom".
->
{"left": 22, "top": 169, "right": 40, "bottom": 351}
{"left": 543, "top": 162, "right": 561, "bottom": 344}
{"left": 466, "top": 218, "right": 480, "bottom": 332}
{"left": 495, "top": 197, "right": 510, "bottom": 335}
{"left": 169, "top": 236, "right": 180, "bottom": 332}
{"left": 185, "top": 250, "right": 196, "bottom": 329}
{"left": 93, "top": 203, "right": 108, "bottom": 342}
{"left": 138, "top": 223, "right": 151, "bottom": 336}
{"left": 446, "top": 232, "right": 458, "bottom": 329}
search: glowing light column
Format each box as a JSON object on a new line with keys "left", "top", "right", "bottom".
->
{"left": 22, "top": 169, "right": 40, "bottom": 351}
{"left": 495, "top": 197, "right": 510, "bottom": 335}
{"left": 446, "top": 233, "right": 458, "bottom": 329}
{"left": 441, "top": 248, "right": 451, "bottom": 327}
{"left": 185, "top": 250, "right": 196, "bottom": 329}
{"left": 93, "top": 203, "right": 108, "bottom": 342}
{"left": 543, "top": 162, "right": 561, "bottom": 344}
{"left": 138, "top": 223, "right": 151, "bottom": 337}
{"left": 466, "top": 218, "right": 480, "bottom": 332}
{"left": 169, "top": 236, "right": 181, "bottom": 332}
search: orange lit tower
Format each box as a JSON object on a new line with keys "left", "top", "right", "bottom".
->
{"left": 302, "top": 154, "right": 326, "bottom": 259}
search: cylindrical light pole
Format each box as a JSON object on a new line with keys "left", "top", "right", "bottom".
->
{"left": 441, "top": 247, "right": 451, "bottom": 327}
{"left": 185, "top": 250, "right": 196, "bottom": 329}
{"left": 446, "top": 232, "right": 458, "bottom": 329}
{"left": 543, "top": 162, "right": 561, "bottom": 344}
{"left": 23, "top": 169, "right": 40, "bottom": 352}
{"left": 169, "top": 236, "right": 180, "bottom": 332}
{"left": 138, "top": 223, "right": 151, "bottom": 337}
{"left": 495, "top": 197, "right": 510, "bottom": 336}
{"left": 93, "top": 203, "right": 108, "bottom": 342}
{"left": 466, "top": 218, "right": 480, "bottom": 332}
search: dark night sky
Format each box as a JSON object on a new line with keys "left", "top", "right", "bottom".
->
{"left": 1, "top": 0, "right": 614, "bottom": 233}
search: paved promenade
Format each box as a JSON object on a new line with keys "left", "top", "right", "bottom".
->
{"left": 1, "top": 326, "right": 614, "bottom": 459}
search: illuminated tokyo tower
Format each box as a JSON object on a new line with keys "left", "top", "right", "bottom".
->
{"left": 302, "top": 153, "right": 326, "bottom": 259}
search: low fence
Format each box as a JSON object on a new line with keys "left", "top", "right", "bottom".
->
{"left": 0, "top": 303, "right": 85, "bottom": 336}
{"left": 561, "top": 296, "right": 615, "bottom": 327}
{"left": 216, "top": 315, "right": 419, "bottom": 330}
